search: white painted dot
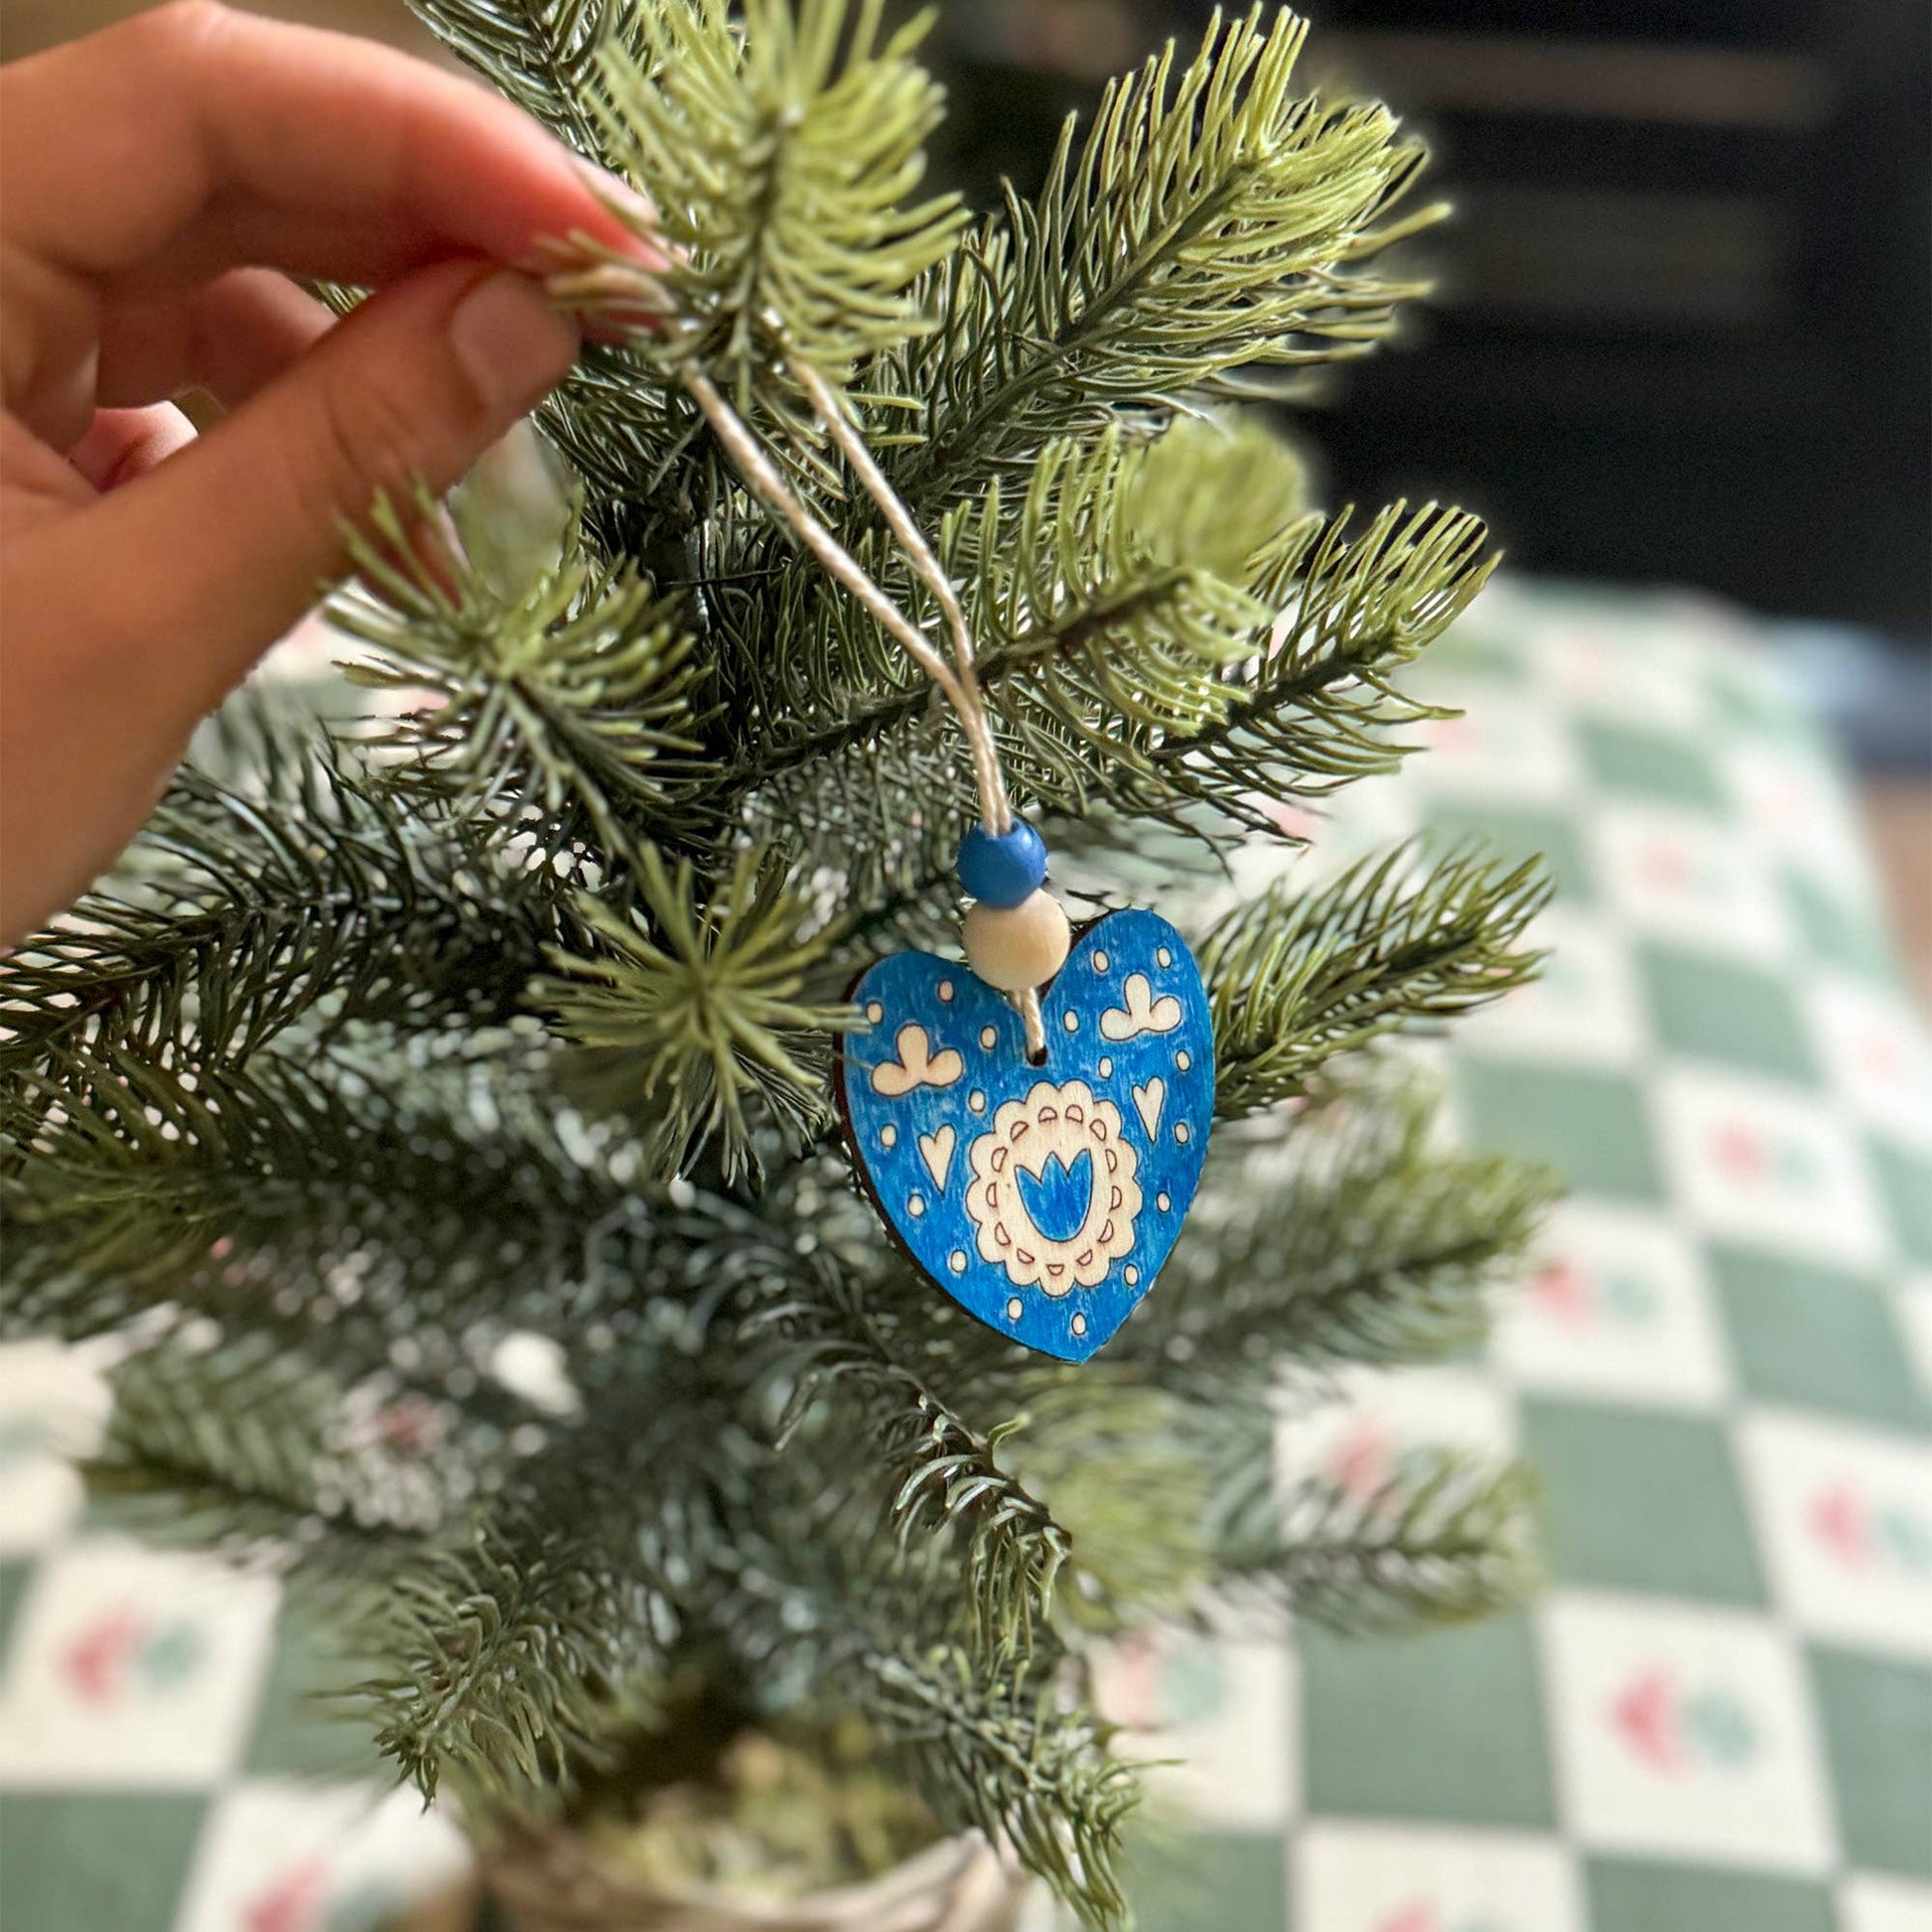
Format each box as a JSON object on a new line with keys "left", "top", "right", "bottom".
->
{"left": 881, "top": 1124, "right": 897, "bottom": 1148}
{"left": 908, "top": 1192, "right": 925, "bottom": 1218}
{"left": 1071, "top": 1311, "right": 1087, "bottom": 1337}
{"left": 1093, "top": 950, "right": 1109, "bottom": 973}
{"left": 867, "top": 1001, "right": 884, "bottom": 1023}
{"left": 950, "top": 1251, "right": 968, "bottom": 1275}
{"left": 1098, "top": 1056, "right": 1113, "bottom": 1078}
{"left": 1175, "top": 1049, "right": 1191, "bottom": 1071}
{"left": 1175, "top": 1123, "right": 1190, "bottom": 1144}
{"left": 1157, "top": 1191, "right": 1171, "bottom": 1212}
{"left": 1125, "top": 1266, "right": 1139, "bottom": 1287}
{"left": 1007, "top": 1297, "right": 1024, "bottom": 1320}
{"left": 969, "top": 1090, "right": 987, "bottom": 1113}
{"left": 980, "top": 1026, "right": 998, "bottom": 1049}
{"left": 1062, "top": 1011, "right": 1079, "bottom": 1034}
{"left": 938, "top": 980, "right": 954, "bottom": 1002}
{"left": 1157, "top": 947, "right": 1173, "bottom": 968}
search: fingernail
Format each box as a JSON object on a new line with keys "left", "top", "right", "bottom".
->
{"left": 570, "top": 157, "right": 666, "bottom": 264}
{"left": 450, "top": 271, "right": 581, "bottom": 417}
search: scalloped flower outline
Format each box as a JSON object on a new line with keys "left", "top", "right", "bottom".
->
{"left": 963, "top": 1079, "right": 1141, "bottom": 1296}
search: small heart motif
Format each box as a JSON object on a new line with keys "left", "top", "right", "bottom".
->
{"left": 917, "top": 1123, "right": 957, "bottom": 1191}
{"left": 837, "top": 909, "right": 1214, "bottom": 1361}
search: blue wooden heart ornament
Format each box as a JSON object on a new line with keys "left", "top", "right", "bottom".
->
{"left": 836, "top": 909, "right": 1214, "bottom": 1362}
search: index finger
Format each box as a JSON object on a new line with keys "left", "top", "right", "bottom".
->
{"left": 0, "top": 2, "right": 649, "bottom": 291}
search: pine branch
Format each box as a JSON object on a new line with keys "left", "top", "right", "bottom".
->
{"left": 334, "top": 494, "right": 714, "bottom": 854}
{"left": 940, "top": 419, "right": 1299, "bottom": 797}
{"left": 1205, "top": 843, "right": 1549, "bottom": 1118}
{"left": 767, "top": 1263, "right": 1072, "bottom": 1662}
{"left": 1, "top": 1042, "right": 616, "bottom": 1347}
{"left": 882, "top": 7, "right": 1435, "bottom": 507}
{"left": 1213, "top": 1449, "right": 1538, "bottom": 1630}
{"left": 346, "top": 1514, "right": 676, "bottom": 1802}
{"left": 1151, "top": 499, "right": 1496, "bottom": 820}
{"left": 0, "top": 729, "right": 559, "bottom": 1135}
{"left": 724, "top": 482, "right": 1485, "bottom": 916}
{"left": 995, "top": 1375, "right": 1220, "bottom": 1632}
{"left": 592, "top": 0, "right": 964, "bottom": 401}
{"left": 1138, "top": 1089, "right": 1558, "bottom": 1380}
{"left": 344, "top": 1360, "right": 777, "bottom": 1811}
{"left": 7, "top": 1004, "right": 798, "bottom": 1388}
{"left": 846, "top": 1640, "right": 1137, "bottom": 1928}
{"left": 668, "top": 1480, "right": 1143, "bottom": 1929}
{"left": 85, "top": 1337, "right": 452, "bottom": 1563}
{"left": 536, "top": 843, "right": 855, "bottom": 1177}
{"left": 729, "top": 416, "right": 1309, "bottom": 882}
{"left": 410, "top": 0, "right": 636, "bottom": 162}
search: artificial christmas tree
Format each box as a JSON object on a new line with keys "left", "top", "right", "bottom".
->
{"left": 0, "top": 3, "right": 1555, "bottom": 1921}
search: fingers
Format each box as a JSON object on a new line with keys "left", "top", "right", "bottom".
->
{"left": 0, "top": 256, "right": 580, "bottom": 939}
{"left": 0, "top": 3, "right": 653, "bottom": 290}
{"left": 95, "top": 269, "right": 335, "bottom": 412}
{"left": 60, "top": 258, "right": 580, "bottom": 722}
{"left": 68, "top": 404, "right": 199, "bottom": 490}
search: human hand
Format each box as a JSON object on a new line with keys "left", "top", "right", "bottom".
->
{"left": 0, "top": 1, "right": 652, "bottom": 942}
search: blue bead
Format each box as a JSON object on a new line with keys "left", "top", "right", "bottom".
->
{"left": 956, "top": 820, "right": 1047, "bottom": 907}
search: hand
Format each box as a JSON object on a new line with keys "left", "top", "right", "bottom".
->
{"left": 0, "top": 1, "right": 651, "bottom": 942}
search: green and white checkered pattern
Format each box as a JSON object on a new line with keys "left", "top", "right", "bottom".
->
{"left": 2, "top": 580, "right": 1928, "bottom": 1931}
{"left": 0, "top": 1475, "right": 468, "bottom": 1930}
{"left": 1114, "top": 581, "right": 1932, "bottom": 1932}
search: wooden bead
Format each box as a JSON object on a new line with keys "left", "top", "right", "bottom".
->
{"left": 962, "top": 891, "right": 1071, "bottom": 993}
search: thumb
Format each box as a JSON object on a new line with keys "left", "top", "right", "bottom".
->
{"left": 81, "top": 258, "right": 580, "bottom": 718}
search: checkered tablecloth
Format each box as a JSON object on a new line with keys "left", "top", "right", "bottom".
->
{"left": 2, "top": 578, "right": 1928, "bottom": 1932}
{"left": 1114, "top": 579, "right": 1932, "bottom": 1932}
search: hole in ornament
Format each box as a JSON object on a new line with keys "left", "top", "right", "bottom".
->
{"left": 1027, "top": 1040, "right": 1048, "bottom": 1067}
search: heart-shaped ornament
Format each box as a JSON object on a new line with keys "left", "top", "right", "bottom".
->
{"left": 836, "top": 909, "right": 1213, "bottom": 1361}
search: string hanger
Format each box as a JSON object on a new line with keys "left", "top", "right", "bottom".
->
{"left": 548, "top": 250, "right": 1063, "bottom": 1060}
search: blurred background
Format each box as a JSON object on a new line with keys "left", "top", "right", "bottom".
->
{"left": 4, "top": 0, "right": 1928, "bottom": 914}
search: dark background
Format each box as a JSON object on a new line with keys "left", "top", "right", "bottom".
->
{"left": 922, "top": 0, "right": 1932, "bottom": 643}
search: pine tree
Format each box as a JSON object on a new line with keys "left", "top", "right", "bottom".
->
{"left": 0, "top": 5, "right": 1557, "bottom": 1921}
